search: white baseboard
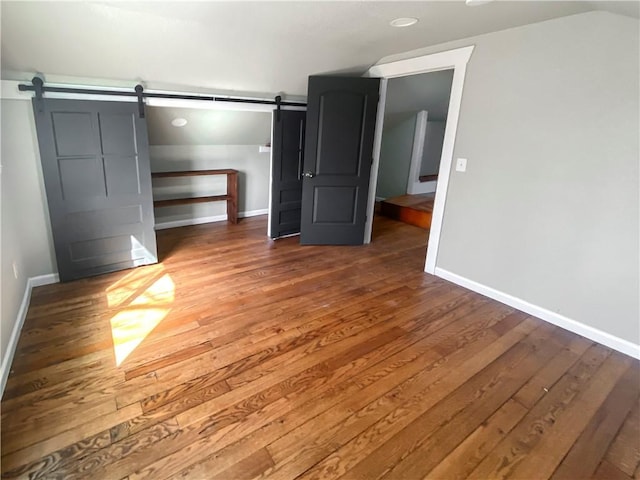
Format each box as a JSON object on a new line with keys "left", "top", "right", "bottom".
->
{"left": 1, "top": 273, "right": 59, "bottom": 397}
{"left": 155, "top": 214, "right": 228, "bottom": 230}
{"left": 155, "top": 209, "right": 268, "bottom": 230}
{"left": 241, "top": 209, "right": 269, "bottom": 218}
{"left": 30, "top": 273, "right": 60, "bottom": 287}
{"left": 274, "top": 232, "right": 301, "bottom": 240}
{"left": 434, "top": 267, "right": 640, "bottom": 360}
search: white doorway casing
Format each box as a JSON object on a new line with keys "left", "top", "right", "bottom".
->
{"left": 406, "top": 110, "right": 437, "bottom": 196}
{"left": 363, "top": 45, "right": 474, "bottom": 274}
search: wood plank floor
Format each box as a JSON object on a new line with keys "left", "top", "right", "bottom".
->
{"left": 382, "top": 193, "right": 435, "bottom": 212}
{"left": 2, "top": 215, "right": 639, "bottom": 479}
{"left": 380, "top": 194, "right": 434, "bottom": 229}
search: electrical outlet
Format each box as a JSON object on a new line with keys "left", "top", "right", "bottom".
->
{"left": 456, "top": 158, "right": 467, "bottom": 172}
{"left": 12, "top": 261, "right": 18, "bottom": 279}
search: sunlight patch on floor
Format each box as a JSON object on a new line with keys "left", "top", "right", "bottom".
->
{"left": 106, "top": 263, "right": 166, "bottom": 307}
{"left": 108, "top": 270, "right": 175, "bottom": 366}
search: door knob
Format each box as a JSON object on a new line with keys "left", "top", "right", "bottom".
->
{"left": 303, "top": 171, "right": 315, "bottom": 178}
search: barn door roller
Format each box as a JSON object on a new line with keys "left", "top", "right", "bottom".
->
{"left": 275, "top": 95, "right": 282, "bottom": 122}
{"left": 32, "top": 76, "right": 45, "bottom": 113}
{"left": 135, "top": 84, "right": 145, "bottom": 118}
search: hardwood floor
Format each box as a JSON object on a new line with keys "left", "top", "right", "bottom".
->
{"left": 381, "top": 194, "right": 435, "bottom": 212}
{"left": 1, "top": 215, "right": 639, "bottom": 479}
{"left": 380, "top": 194, "right": 434, "bottom": 229}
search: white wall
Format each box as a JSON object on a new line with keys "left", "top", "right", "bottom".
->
{"left": 1, "top": 100, "right": 57, "bottom": 361}
{"left": 378, "top": 11, "right": 640, "bottom": 349}
{"left": 420, "top": 121, "right": 446, "bottom": 177}
{"left": 375, "top": 115, "right": 416, "bottom": 200}
{"left": 150, "top": 145, "right": 271, "bottom": 226}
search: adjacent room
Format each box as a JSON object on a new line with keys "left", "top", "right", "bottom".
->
{"left": 1, "top": 1, "right": 638, "bottom": 479}
{"left": 376, "top": 69, "right": 454, "bottom": 231}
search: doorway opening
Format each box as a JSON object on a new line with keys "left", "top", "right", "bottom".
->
{"left": 364, "top": 45, "right": 474, "bottom": 273}
{"left": 145, "top": 105, "right": 273, "bottom": 233}
{"left": 375, "top": 69, "right": 454, "bottom": 232}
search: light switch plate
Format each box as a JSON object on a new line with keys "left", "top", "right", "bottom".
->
{"left": 456, "top": 158, "right": 467, "bottom": 172}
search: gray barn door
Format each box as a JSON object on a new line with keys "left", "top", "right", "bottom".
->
{"left": 269, "top": 110, "right": 306, "bottom": 239}
{"left": 33, "top": 98, "right": 157, "bottom": 282}
{"left": 300, "top": 76, "right": 380, "bottom": 245}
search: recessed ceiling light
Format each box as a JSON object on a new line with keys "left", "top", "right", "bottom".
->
{"left": 465, "top": 0, "right": 494, "bottom": 5}
{"left": 171, "top": 118, "right": 188, "bottom": 127}
{"left": 390, "top": 17, "right": 418, "bottom": 28}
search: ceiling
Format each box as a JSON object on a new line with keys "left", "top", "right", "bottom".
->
{"left": 1, "top": 1, "right": 638, "bottom": 98}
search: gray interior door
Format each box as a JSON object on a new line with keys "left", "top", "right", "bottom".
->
{"left": 33, "top": 98, "right": 157, "bottom": 282}
{"left": 270, "top": 109, "right": 306, "bottom": 239}
{"left": 300, "top": 76, "right": 380, "bottom": 245}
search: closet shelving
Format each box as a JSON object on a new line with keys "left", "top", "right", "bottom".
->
{"left": 151, "top": 169, "right": 239, "bottom": 224}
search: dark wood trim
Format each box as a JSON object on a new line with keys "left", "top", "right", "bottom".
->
{"left": 226, "top": 171, "right": 238, "bottom": 224}
{"left": 151, "top": 169, "right": 238, "bottom": 178}
{"left": 153, "top": 195, "right": 230, "bottom": 208}
{"left": 419, "top": 174, "right": 438, "bottom": 183}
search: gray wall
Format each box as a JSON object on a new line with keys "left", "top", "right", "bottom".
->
{"left": 146, "top": 107, "right": 272, "bottom": 146}
{"left": 1, "top": 99, "right": 56, "bottom": 359}
{"left": 150, "top": 145, "right": 271, "bottom": 224}
{"left": 375, "top": 115, "right": 416, "bottom": 199}
{"left": 383, "top": 69, "right": 453, "bottom": 130}
{"left": 379, "top": 11, "right": 640, "bottom": 345}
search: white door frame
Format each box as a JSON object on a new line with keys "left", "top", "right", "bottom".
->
{"left": 406, "top": 110, "right": 437, "bottom": 195}
{"left": 363, "top": 45, "right": 474, "bottom": 274}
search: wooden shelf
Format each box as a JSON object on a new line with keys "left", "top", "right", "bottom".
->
{"left": 153, "top": 195, "right": 230, "bottom": 208}
{"left": 151, "top": 169, "right": 238, "bottom": 224}
{"left": 419, "top": 174, "right": 438, "bottom": 183}
{"left": 152, "top": 169, "right": 238, "bottom": 178}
